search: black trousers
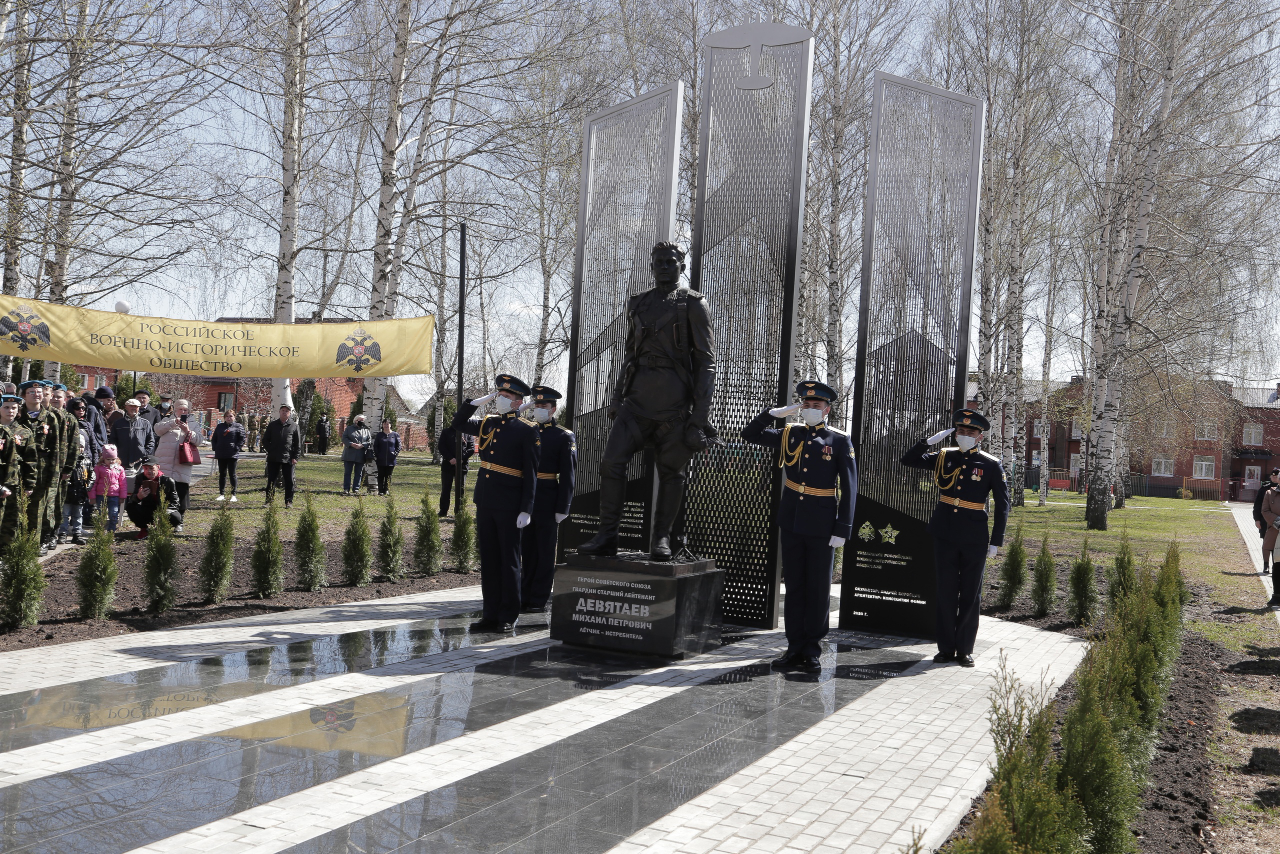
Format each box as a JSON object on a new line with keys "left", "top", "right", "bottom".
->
{"left": 520, "top": 510, "right": 559, "bottom": 609}
{"left": 125, "top": 500, "right": 182, "bottom": 530}
{"left": 218, "top": 458, "right": 239, "bottom": 494}
{"left": 476, "top": 502, "right": 523, "bottom": 624}
{"left": 933, "top": 537, "right": 988, "bottom": 656}
{"left": 265, "top": 459, "right": 295, "bottom": 504}
{"left": 439, "top": 464, "right": 466, "bottom": 515}
{"left": 317, "top": 438, "right": 329, "bottom": 455}
{"left": 780, "top": 529, "right": 834, "bottom": 659}
{"left": 377, "top": 464, "right": 394, "bottom": 494}
{"left": 598, "top": 409, "right": 694, "bottom": 540}
{"left": 175, "top": 482, "right": 189, "bottom": 515}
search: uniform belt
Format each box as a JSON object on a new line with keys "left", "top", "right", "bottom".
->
{"left": 939, "top": 495, "right": 987, "bottom": 511}
{"left": 784, "top": 478, "right": 836, "bottom": 497}
{"left": 639, "top": 354, "right": 676, "bottom": 368}
{"left": 480, "top": 460, "right": 523, "bottom": 478}
{"left": 535, "top": 472, "right": 558, "bottom": 481}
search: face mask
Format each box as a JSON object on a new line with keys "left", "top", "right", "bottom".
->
{"left": 533, "top": 407, "right": 551, "bottom": 423}
{"left": 956, "top": 434, "right": 979, "bottom": 451}
{"left": 800, "top": 408, "right": 825, "bottom": 427}
{"left": 494, "top": 396, "right": 514, "bottom": 414}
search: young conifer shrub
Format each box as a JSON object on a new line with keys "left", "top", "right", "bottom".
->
{"left": 295, "top": 493, "right": 326, "bottom": 591}
{"left": 946, "top": 788, "right": 1019, "bottom": 854}
{"left": 1108, "top": 532, "right": 1137, "bottom": 606}
{"left": 1154, "top": 540, "right": 1187, "bottom": 619}
{"left": 450, "top": 504, "right": 476, "bottom": 573}
{"left": 2, "top": 493, "right": 46, "bottom": 629}
{"left": 377, "top": 497, "right": 405, "bottom": 581}
{"left": 199, "top": 503, "right": 235, "bottom": 604}
{"left": 1030, "top": 535, "right": 1056, "bottom": 618}
{"left": 1068, "top": 537, "right": 1098, "bottom": 626}
{"left": 412, "top": 488, "right": 443, "bottom": 576}
{"left": 251, "top": 499, "right": 284, "bottom": 598}
{"left": 144, "top": 508, "right": 178, "bottom": 613}
{"left": 76, "top": 508, "right": 118, "bottom": 619}
{"left": 342, "top": 499, "right": 373, "bottom": 586}
{"left": 994, "top": 524, "right": 1027, "bottom": 609}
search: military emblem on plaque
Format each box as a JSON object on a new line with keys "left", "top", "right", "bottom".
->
{"left": 858, "top": 522, "right": 875, "bottom": 542}
{"left": 0, "top": 305, "right": 51, "bottom": 352}
{"left": 336, "top": 327, "right": 382, "bottom": 372}
{"left": 879, "top": 524, "right": 899, "bottom": 544}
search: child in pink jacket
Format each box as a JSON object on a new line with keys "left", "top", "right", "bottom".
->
{"left": 91, "top": 444, "right": 128, "bottom": 531}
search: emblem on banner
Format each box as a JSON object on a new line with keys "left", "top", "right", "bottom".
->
{"left": 0, "top": 305, "right": 51, "bottom": 352}
{"left": 335, "top": 328, "right": 382, "bottom": 373}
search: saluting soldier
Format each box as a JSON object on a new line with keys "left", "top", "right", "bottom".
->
{"left": 742, "top": 380, "right": 857, "bottom": 674}
{"left": 18, "top": 381, "right": 58, "bottom": 554}
{"left": 519, "top": 385, "right": 576, "bottom": 614}
{"left": 0, "top": 393, "right": 37, "bottom": 550}
{"left": 452, "top": 374, "right": 540, "bottom": 632}
{"left": 900, "top": 408, "right": 1011, "bottom": 667}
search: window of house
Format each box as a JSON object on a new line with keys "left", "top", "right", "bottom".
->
{"left": 217, "top": 392, "right": 235, "bottom": 411}
{"left": 1244, "top": 423, "right": 1264, "bottom": 446}
{"left": 95, "top": 374, "right": 107, "bottom": 389}
{"left": 1070, "top": 420, "right": 1081, "bottom": 440}
{"left": 1157, "top": 420, "right": 1173, "bottom": 438}
{"left": 1192, "top": 455, "right": 1215, "bottom": 479}
{"left": 1152, "top": 457, "right": 1175, "bottom": 477}
{"left": 77, "top": 373, "right": 90, "bottom": 391}
{"left": 1245, "top": 465, "right": 1262, "bottom": 483}
{"left": 1069, "top": 453, "right": 1081, "bottom": 474}
{"left": 1195, "top": 421, "right": 1216, "bottom": 440}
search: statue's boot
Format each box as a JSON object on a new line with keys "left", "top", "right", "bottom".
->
{"left": 649, "top": 480, "right": 684, "bottom": 562}
{"left": 577, "top": 474, "right": 624, "bottom": 557}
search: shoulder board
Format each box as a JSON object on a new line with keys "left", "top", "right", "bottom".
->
{"left": 824, "top": 425, "right": 848, "bottom": 437}
{"left": 979, "top": 451, "right": 1001, "bottom": 463}
{"left": 676, "top": 286, "right": 705, "bottom": 300}
{"left": 557, "top": 425, "right": 574, "bottom": 438}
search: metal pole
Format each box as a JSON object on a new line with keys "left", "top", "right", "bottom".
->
{"left": 454, "top": 222, "right": 466, "bottom": 513}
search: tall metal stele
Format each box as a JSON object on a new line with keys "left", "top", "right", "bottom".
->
{"left": 840, "top": 72, "right": 987, "bottom": 640}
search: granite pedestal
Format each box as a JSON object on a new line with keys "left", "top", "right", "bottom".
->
{"left": 550, "top": 552, "right": 723, "bottom": 658}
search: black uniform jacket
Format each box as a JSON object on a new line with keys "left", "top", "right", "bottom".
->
{"left": 453, "top": 401, "right": 539, "bottom": 515}
{"left": 900, "top": 440, "right": 1011, "bottom": 546}
{"left": 742, "top": 410, "right": 857, "bottom": 540}
{"left": 532, "top": 421, "right": 576, "bottom": 517}
{"left": 1253, "top": 480, "right": 1277, "bottom": 524}
{"left": 437, "top": 425, "right": 476, "bottom": 469}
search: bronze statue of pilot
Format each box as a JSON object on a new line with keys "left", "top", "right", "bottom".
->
{"left": 577, "top": 242, "right": 717, "bottom": 561}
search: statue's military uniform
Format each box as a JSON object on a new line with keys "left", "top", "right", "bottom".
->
{"left": 742, "top": 381, "right": 857, "bottom": 670}
{"left": 0, "top": 399, "right": 38, "bottom": 549}
{"left": 453, "top": 374, "right": 540, "bottom": 628}
{"left": 17, "top": 382, "right": 58, "bottom": 550}
{"left": 900, "top": 409, "right": 1011, "bottom": 662}
{"left": 520, "top": 386, "right": 576, "bottom": 612}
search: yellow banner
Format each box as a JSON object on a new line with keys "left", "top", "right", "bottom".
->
{"left": 0, "top": 297, "right": 433, "bottom": 378}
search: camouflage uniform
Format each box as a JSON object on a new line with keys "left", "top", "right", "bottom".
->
{"left": 50, "top": 406, "right": 77, "bottom": 542}
{"left": 0, "top": 420, "right": 37, "bottom": 550}
{"left": 17, "top": 407, "right": 58, "bottom": 545}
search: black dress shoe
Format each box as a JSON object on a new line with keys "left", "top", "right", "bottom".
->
{"left": 469, "top": 619, "right": 501, "bottom": 632}
{"left": 577, "top": 532, "right": 618, "bottom": 557}
{"left": 650, "top": 536, "right": 673, "bottom": 562}
{"left": 796, "top": 656, "right": 823, "bottom": 674}
{"left": 771, "top": 652, "right": 798, "bottom": 670}
{"left": 520, "top": 605, "right": 546, "bottom": 614}
{"left": 501, "top": 623, "right": 518, "bottom": 633}
{"left": 957, "top": 654, "right": 975, "bottom": 668}
{"left": 933, "top": 651, "right": 955, "bottom": 664}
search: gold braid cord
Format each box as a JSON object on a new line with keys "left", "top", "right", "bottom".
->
{"left": 778, "top": 423, "right": 803, "bottom": 469}
{"left": 934, "top": 448, "right": 962, "bottom": 491}
{"left": 478, "top": 416, "right": 498, "bottom": 451}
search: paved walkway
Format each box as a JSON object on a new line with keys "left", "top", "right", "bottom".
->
{"left": 1226, "top": 503, "right": 1280, "bottom": 629}
{"left": 0, "top": 588, "right": 1085, "bottom": 853}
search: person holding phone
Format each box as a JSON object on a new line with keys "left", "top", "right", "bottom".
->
{"left": 154, "top": 398, "right": 203, "bottom": 528}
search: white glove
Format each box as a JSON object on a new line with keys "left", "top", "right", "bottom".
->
{"left": 555, "top": 512, "right": 568, "bottom": 523}
{"left": 518, "top": 400, "right": 535, "bottom": 413}
{"left": 987, "top": 545, "right": 999, "bottom": 560}
{"left": 769, "top": 403, "right": 802, "bottom": 418}
{"left": 516, "top": 512, "right": 531, "bottom": 528}
{"left": 829, "top": 535, "right": 845, "bottom": 548}
{"left": 472, "top": 392, "right": 499, "bottom": 407}
{"left": 927, "top": 427, "right": 955, "bottom": 444}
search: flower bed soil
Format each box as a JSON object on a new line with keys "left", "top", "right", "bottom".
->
{"left": 0, "top": 533, "right": 479, "bottom": 653}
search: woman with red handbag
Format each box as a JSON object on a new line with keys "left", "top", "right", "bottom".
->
{"left": 154, "top": 398, "right": 204, "bottom": 529}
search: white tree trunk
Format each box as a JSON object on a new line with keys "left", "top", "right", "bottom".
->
{"left": 2, "top": 2, "right": 30, "bottom": 382}
{"left": 272, "top": 0, "right": 306, "bottom": 413}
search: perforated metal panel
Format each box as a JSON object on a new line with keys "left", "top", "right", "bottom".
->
{"left": 563, "top": 84, "right": 683, "bottom": 551}
{"left": 840, "top": 72, "right": 985, "bottom": 640}
{"left": 685, "top": 24, "right": 815, "bottom": 629}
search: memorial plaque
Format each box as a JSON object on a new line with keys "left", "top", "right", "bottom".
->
{"left": 840, "top": 72, "right": 986, "bottom": 640}
{"left": 550, "top": 555, "right": 723, "bottom": 658}
{"left": 562, "top": 83, "right": 683, "bottom": 555}
{"left": 684, "top": 22, "right": 815, "bottom": 630}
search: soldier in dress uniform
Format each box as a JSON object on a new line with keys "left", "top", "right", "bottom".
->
{"left": 742, "top": 380, "right": 857, "bottom": 674}
{"left": 519, "top": 385, "right": 576, "bottom": 613}
{"left": 452, "top": 374, "right": 540, "bottom": 632}
{"left": 18, "top": 381, "right": 58, "bottom": 554}
{"left": 900, "top": 408, "right": 1011, "bottom": 667}
{"left": 0, "top": 393, "right": 37, "bottom": 550}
